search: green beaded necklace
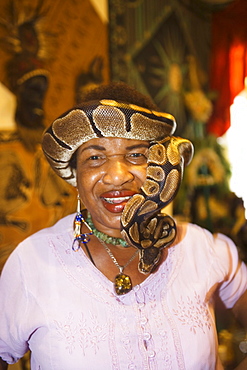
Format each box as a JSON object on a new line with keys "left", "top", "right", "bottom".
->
{"left": 86, "top": 213, "right": 128, "bottom": 247}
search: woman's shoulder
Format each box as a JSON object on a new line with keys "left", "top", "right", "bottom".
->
{"left": 26, "top": 213, "right": 75, "bottom": 241}
{"left": 175, "top": 221, "right": 240, "bottom": 270}
{"left": 1, "top": 213, "right": 76, "bottom": 273}
{"left": 10, "top": 213, "right": 75, "bottom": 259}
{"left": 174, "top": 221, "right": 214, "bottom": 244}
{"left": 176, "top": 221, "right": 234, "bottom": 245}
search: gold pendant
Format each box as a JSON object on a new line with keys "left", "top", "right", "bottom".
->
{"left": 114, "top": 272, "right": 132, "bottom": 295}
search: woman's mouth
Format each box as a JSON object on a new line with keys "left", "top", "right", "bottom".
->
{"left": 100, "top": 191, "right": 136, "bottom": 213}
{"left": 103, "top": 196, "right": 131, "bottom": 204}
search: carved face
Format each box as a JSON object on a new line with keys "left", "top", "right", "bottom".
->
{"left": 76, "top": 137, "right": 149, "bottom": 237}
{"left": 15, "top": 75, "right": 48, "bottom": 129}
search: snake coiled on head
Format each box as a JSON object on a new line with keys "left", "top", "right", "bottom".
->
{"left": 121, "top": 136, "right": 193, "bottom": 274}
{"left": 42, "top": 99, "right": 193, "bottom": 274}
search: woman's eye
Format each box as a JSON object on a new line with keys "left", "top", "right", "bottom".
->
{"left": 130, "top": 152, "right": 147, "bottom": 157}
{"left": 130, "top": 153, "right": 142, "bottom": 157}
{"left": 127, "top": 153, "right": 147, "bottom": 163}
{"left": 83, "top": 154, "right": 106, "bottom": 166}
{"left": 89, "top": 155, "right": 101, "bottom": 160}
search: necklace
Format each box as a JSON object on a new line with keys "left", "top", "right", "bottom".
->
{"left": 98, "top": 239, "right": 138, "bottom": 295}
{"left": 86, "top": 213, "right": 128, "bottom": 247}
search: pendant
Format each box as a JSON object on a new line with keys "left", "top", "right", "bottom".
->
{"left": 114, "top": 272, "right": 132, "bottom": 295}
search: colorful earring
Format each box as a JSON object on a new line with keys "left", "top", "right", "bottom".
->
{"left": 72, "top": 194, "right": 92, "bottom": 251}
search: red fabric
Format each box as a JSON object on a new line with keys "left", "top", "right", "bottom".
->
{"left": 207, "top": 0, "right": 247, "bottom": 137}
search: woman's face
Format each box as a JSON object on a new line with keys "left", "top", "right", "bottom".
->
{"left": 76, "top": 137, "right": 149, "bottom": 237}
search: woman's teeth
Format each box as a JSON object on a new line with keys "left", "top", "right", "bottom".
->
{"left": 103, "top": 196, "right": 131, "bottom": 204}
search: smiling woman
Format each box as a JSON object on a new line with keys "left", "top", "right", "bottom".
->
{"left": 0, "top": 82, "right": 246, "bottom": 369}
{"left": 76, "top": 137, "right": 149, "bottom": 232}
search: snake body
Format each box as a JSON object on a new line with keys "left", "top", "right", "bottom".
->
{"left": 42, "top": 99, "right": 193, "bottom": 274}
{"left": 121, "top": 136, "right": 193, "bottom": 274}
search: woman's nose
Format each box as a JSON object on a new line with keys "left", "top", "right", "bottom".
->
{"left": 102, "top": 158, "right": 134, "bottom": 185}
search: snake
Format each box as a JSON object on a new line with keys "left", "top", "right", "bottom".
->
{"left": 121, "top": 136, "right": 193, "bottom": 274}
{"left": 42, "top": 99, "right": 193, "bottom": 274}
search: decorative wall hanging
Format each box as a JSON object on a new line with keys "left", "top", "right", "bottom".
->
{"left": 108, "top": 0, "right": 212, "bottom": 136}
{"left": 0, "top": 0, "right": 109, "bottom": 274}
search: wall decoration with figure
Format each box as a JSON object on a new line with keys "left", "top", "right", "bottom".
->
{"left": 108, "top": 0, "right": 212, "bottom": 136}
{"left": 0, "top": 0, "right": 109, "bottom": 275}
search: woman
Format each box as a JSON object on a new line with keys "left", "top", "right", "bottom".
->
{"left": 0, "top": 82, "right": 246, "bottom": 369}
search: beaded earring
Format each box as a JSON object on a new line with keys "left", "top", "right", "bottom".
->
{"left": 72, "top": 194, "right": 92, "bottom": 251}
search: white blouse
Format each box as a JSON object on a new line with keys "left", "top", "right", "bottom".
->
{"left": 0, "top": 214, "right": 246, "bottom": 369}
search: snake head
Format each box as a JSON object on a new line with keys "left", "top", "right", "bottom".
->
{"left": 138, "top": 247, "right": 162, "bottom": 274}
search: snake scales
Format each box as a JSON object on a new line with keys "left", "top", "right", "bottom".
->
{"left": 42, "top": 99, "right": 193, "bottom": 274}
{"left": 121, "top": 136, "right": 193, "bottom": 274}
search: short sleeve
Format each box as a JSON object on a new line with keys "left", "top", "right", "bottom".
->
{"left": 214, "top": 233, "right": 247, "bottom": 308}
{"left": 0, "top": 247, "right": 29, "bottom": 364}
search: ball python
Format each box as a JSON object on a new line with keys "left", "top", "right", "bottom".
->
{"left": 42, "top": 99, "right": 193, "bottom": 274}
{"left": 121, "top": 136, "right": 193, "bottom": 274}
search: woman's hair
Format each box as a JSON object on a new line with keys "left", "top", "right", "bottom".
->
{"left": 81, "top": 81, "right": 158, "bottom": 110}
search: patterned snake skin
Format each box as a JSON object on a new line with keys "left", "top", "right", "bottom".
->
{"left": 42, "top": 100, "right": 193, "bottom": 274}
{"left": 121, "top": 136, "right": 193, "bottom": 274}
